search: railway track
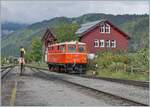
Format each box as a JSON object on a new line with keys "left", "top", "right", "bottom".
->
{"left": 1, "top": 65, "right": 14, "bottom": 72}
{"left": 73, "top": 74, "right": 149, "bottom": 88}
{"left": 27, "top": 66, "right": 148, "bottom": 106}
{"left": 59, "top": 78, "right": 148, "bottom": 106}
{"left": 1, "top": 65, "right": 15, "bottom": 79}
{"left": 25, "top": 65, "right": 149, "bottom": 88}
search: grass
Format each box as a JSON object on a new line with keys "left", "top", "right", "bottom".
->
{"left": 86, "top": 49, "right": 149, "bottom": 82}
{"left": 87, "top": 69, "right": 149, "bottom": 81}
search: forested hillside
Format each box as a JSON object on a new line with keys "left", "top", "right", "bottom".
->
{"left": 1, "top": 13, "right": 149, "bottom": 57}
{"left": 1, "top": 22, "right": 28, "bottom": 36}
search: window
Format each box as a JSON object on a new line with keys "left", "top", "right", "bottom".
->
{"left": 106, "top": 40, "right": 110, "bottom": 47}
{"left": 111, "top": 40, "right": 116, "bottom": 48}
{"left": 78, "top": 45, "right": 86, "bottom": 52}
{"left": 105, "top": 24, "right": 110, "bottom": 33}
{"left": 100, "top": 24, "right": 110, "bottom": 33}
{"left": 60, "top": 45, "right": 66, "bottom": 52}
{"left": 100, "top": 40, "right": 105, "bottom": 47}
{"left": 68, "top": 44, "right": 76, "bottom": 53}
{"left": 94, "top": 39, "right": 99, "bottom": 47}
{"left": 47, "top": 41, "right": 51, "bottom": 47}
{"left": 49, "top": 46, "right": 53, "bottom": 50}
{"left": 100, "top": 25, "right": 105, "bottom": 33}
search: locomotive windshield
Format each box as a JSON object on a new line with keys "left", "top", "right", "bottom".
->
{"left": 78, "top": 45, "right": 86, "bottom": 52}
{"left": 60, "top": 45, "right": 66, "bottom": 52}
{"left": 68, "top": 44, "right": 76, "bottom": 53}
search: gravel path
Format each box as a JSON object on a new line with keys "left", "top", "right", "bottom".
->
{"left": 15, "top": 67, "right": 110, "bottom": 106}
{"left": 39, "top": 69, "right": 149, "bottom": 105}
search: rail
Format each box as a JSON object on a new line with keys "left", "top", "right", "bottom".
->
{"left": 79, "top": 75, "right": 149, "bottom": 88}
{"left": 1, "top": 65, "right": 15, "bottom": 70}
{"left": 1, "top": 65, "right": 15, "bottom": 79}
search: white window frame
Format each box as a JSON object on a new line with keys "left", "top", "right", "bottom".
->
{"left": 100, "top": 25, "right": 105, "bottom": 33}
{"left": 94, "top": 39, "right": 99, "bottom": 47}
{"left": 111, "top": 40, "right": 116, "bottom": 48}
{"left": 106, "top": 40, "right": 110, "bottom": 48}
{"left": 105, "top": 24, "right": 110, "bottom": 34}
{"left": 100, "top": 40, "right": 105, "bottom": 48}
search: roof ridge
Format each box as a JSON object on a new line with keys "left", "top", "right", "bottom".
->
{"left": 81, "top": 19, "right": 106, "bottom": 27}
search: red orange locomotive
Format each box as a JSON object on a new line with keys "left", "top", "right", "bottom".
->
{"left": 45, "top": 41, "right": 87, "bottom": 73}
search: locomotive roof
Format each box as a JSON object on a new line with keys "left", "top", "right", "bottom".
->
{"left": 49, "top": 41, "right": 85, "bottom": 46}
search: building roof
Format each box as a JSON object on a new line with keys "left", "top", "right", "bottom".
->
{"left": 42, "top": 27, "right": 57, "bottom": 41}
{"left": 75, "top": 19, "right": 105, "bottom": 36}
{"left": 75, "top": 19, "right": 130, "bottom": 39}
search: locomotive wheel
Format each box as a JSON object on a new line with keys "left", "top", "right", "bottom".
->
{"left": 56, "top": 65, "right": 60, "bottom": 72}
{"left": 73, "top": 64, "right": 86, "bottom": 74}
{"left": 51, "top": 65, "right": 56, "bottom": 72}
{"left": 73, "top": 65, "right": 79, "bottom": 73}
{"left": 48, "top": 64, "right": 53, "bottom": 71}
{"left": 48, "top": 64, "right": 86, "bottom": 73}
{"left": 66, "top": 64, "right": 84, "bottom": 74}
{"left": 54, "top": 65, "right": 57, "bottom": 72}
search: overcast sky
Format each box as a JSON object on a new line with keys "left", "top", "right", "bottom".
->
{"left": 1, "top": 1, "right": 149, "bottom": 24}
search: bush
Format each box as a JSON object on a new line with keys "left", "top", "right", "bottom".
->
{"left": 88, "top": 48, "right": 148, "bottom": 73}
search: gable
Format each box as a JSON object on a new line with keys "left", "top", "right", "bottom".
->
{"left": 106, "top": 21, "right": 130, "bottom": 39}
{"left": 76, "top": 19, "right": 130, "bottom": 40}
{"left": 42, "top": 28, "right": 57, "bottom": 42}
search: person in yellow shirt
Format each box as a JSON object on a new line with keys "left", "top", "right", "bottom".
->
{"left": 20, "top": 46, "right": 25, "bottom": 58}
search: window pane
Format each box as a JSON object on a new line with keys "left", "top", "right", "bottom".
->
{"left": 78, "top": 45, "right": 85, "bottom": 52}
{"left": 111, "top": 40, "right": 116, "bottom": 48}
{"left": 100, "top": 40, "right": 105, "bottom": 47}
{"left": 60, "top": 45, "right": 66, "bottom": 52}
{"left": 100, "top": 25, "right": 105, "bottom": 33}
{"left": 68, "top": 44, "right": 76, "bottom": 53}
{"left": 94, "top": 40, "right": 99, "bottom": 47}
{"left": 104, "top": 24, "right": 110, "bottom": 33}
{"left": 106, "top": 40, "right": 110, "bottom": 47}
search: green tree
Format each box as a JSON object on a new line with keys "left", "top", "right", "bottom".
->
{"left": 30, "top": 37, "right": 42, "bottom": 62}
{"left": 24, "top": 51, "right": 32, "bottom": 63}
{"left": 55, "top": 23, "right": 79, "bottom": 42}
{"left": 25, "top": 37, "right": 42, "bottom": 63}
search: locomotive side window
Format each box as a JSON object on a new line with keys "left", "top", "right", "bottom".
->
{"left": 60, "top": 45, "right": 66, "bottom": 52}
{"left": 68, "top": 44, "right": 76, "bottom": 53}
{"left": 78, "top": 45, "right": 85, "bottom": 52}
{"left": 48, "top": 46, "right": 53, "bottom": 50}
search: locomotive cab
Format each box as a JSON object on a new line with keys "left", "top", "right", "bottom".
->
{"left": 65, "top": 42, "right": 87, "bottom": 73}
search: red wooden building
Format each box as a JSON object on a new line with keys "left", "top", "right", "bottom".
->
{"left": 42, "top": 28, "right": 57, "bottom": 61}
{"left": 42, "top": 28, "right": 57, "bottom": 51}
{"left": 75, "top": 19, "right": 130, "bottom": 54}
